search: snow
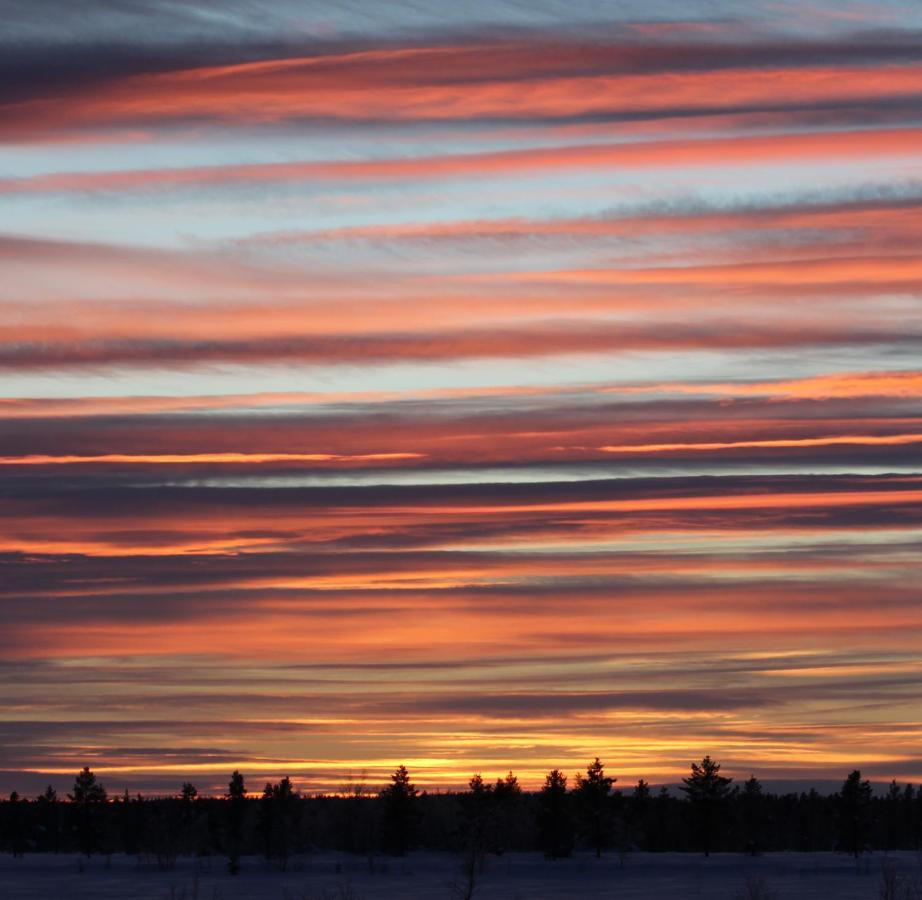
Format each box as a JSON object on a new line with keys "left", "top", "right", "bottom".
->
{"left": 0, "top": 850, "right": 919, "bottom": 899}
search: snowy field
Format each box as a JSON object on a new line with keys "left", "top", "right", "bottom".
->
{"left": 1, "top": 851, "right": 921, "bottom": 899}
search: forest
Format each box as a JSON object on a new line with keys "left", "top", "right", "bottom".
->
{"left": 1, "top": 758, "right": 920, "bottom": 871}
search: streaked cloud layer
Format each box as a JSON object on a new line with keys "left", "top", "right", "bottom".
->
{"left": 2, "top": 0, "right": 921, "bottom": 794}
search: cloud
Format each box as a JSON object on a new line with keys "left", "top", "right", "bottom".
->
{"left": 0, "top": 322, "right": 917, "bottom": 372}
{"left": 5, "top": 126, "right": 922, "bottom": 186}
{"left": 6, "top": 28, "right": 922, "bottom": 136}
{"left": 3, "top": 3, "right": 922, "bottom": 793}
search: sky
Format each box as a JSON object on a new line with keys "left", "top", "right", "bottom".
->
{"left": 2, "top": 0, "right": 922, "bottom": 797}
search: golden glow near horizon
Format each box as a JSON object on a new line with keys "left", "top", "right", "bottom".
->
{"left": 2, "top": 0, "right": 922, "bottom": 796}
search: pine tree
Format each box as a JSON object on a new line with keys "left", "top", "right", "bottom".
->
{"left": 653, "top": 786, "right": 672, "bottom": 851}
{"left": 258, "top": 777, "right": 298, "bottom": 869}
{"left": 741, "top": 775, "right": 764, "bottom": 855}
{"left": 118, "top": 789, "right": 143, "bottom": 856}
{"left": 69, "top": 767, "right": 106, "bottom": 804}
{"left": 36, "top": 785, "right": 60, "bottom": 853}
{"left": 839, "top": 770, "right": 871, "bottom": 858}
{"left": 492, "top": 771, "right": 522, "bottom": 853}
{"left": 6, "top": 792, "right": 25, "bottom": 858}
{"left": 461, "top": 773, "right": 493, "bottom": 857}
{"left": 575, "top": 758, "right": 615, "bottom": 858}
{"left": 537, "top": 769, "right": 574, "bottom": 858}
{"left": 228, "top": 771, "right": 246, "bottom": 802}
{"left": 69, "top": 767, "right": 107, "bottom": 856}
{"left": 628, "top": 779, "right": 651, "bottom": 849}
{"left": 258, "top": 782, "right": 275, "bottom": 860}
{"left": 494, "top": 771, "right": 520, "bottom": 796}
{"left": 226, "top": 770, "right": 247, "bottom": 874}
{"left": 680, "top": 756, "right": 732, "bottom": 857}
{"left": 380, "top": 766, "right": 420, "bottom": 856}
{"left": 884, "top": 780, "right": 902, "bottom": 850}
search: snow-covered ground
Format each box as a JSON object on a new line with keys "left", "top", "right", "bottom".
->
{"left": 1, "top": 851, "right": 919, "bottom": 899}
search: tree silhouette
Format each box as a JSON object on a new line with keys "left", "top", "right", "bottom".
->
{"left": 228, "top": 771, "right": 246, "bottom": 802}
{"left": 118, "top": 789, "right": 143, "bottom": 855}
{"left": 259, "top": 782, "right": 275, "bottom": 861}
{"left": 258, "top": 776, "right": 299, "bottom": 869}
{"left": 634, "top": 778, "right": 651, "bottom": 802}
{"left": 653, "top": 786, "right": 672, "bottom": 851}
{"left": 491, "top": 771, "right": 522, "bottom": 853}
{"left": 68, "top": 767, "right": 107, "bottom": 856}
{"left": 537, "top": 769, "right": 574, "bottom": 858}
{"left": 338, "top": 770, "right": 374, "bottom": 854}
{"left": 150, "top": 790, "right": 182, "bottom": 869}
{"left": 380, "top": 765, "right": 420, "bottom": 856}
{"left": 839, "top": 769, "right": 871, "bottom": 858}
{"left": 680, "top": 756, "right": 732, "bottom": 857}
{"left": 6, "top": 757, "right": 922, "bottom": 860}
{"left": 70, "top": 766, "right": 106, "bottom": 804}
{"left": 628, "top": 779, "right": 651, "bottom": 849}
{"left": 575, "top": 758, "right": 615, "bottom": 858}
{"left": 36, "top": 785, "right": 60, "bottom": 853}
{"left": 796, "top": 787, "right": 823, "bottom": 852}
{"left": 225, "top": 770, "right": 247, "bottom": 874}
{"left": 883, "top": 779, "right": 902, "bottom": 851}
{"left": 461, "top": 773, "right": 493, "bottom": 859}
{"left": 6, "top": 792, "right": 25, "bottom": 858}
{"left": 741, "top": 775, "right": 764, "bottom": 855}
{"left": 176, "top": 781, "right": 200, "bottom": 853}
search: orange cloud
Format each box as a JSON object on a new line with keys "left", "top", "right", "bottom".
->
{"left": 598, "top": 433, "right": 922, "bottom": 454}
{"left": 0, "top": 451, "right": 423, "bottom": 466}
{"left": 8, "top": 49, "right": 922, "bottom": 135}
{"left": 613, "top": 371, "right": 922, "bottom": 400}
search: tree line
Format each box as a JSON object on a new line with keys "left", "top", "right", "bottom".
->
{"left": 1, "top": 758, "right": 920, "bottom": 870}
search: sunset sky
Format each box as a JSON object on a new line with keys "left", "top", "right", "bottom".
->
{"left": 2, "top": 0, "right": 922, "bottom": 796}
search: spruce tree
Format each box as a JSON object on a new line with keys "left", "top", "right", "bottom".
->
{"left": 68, "top": 767, "right": 107, "bottom": 856}
{"left": 118, "top": 789, "right": 143, "bottom": 856}
{"left": 258, "top": 777, "right": 298, "bottom": 869}
{"left": 380, "top": 765, "right": 420, "bottom": 856}
{"left": 741, "top": 775, "right": 764, "bottom": 855}
{"left": 575, "top": 758, "right": 615, "bottom": 858}
{"left": 36, "top": 785, "right": 60, "bottom": 853}
{"left": 492, "top": 771, "right": 522, "bottom": 853}
{"left": 537, "top": 769, "right": 574, "bottom": 858}
{"left": 883, "top": 779, "right": 903, "bottom": 851}
{"left": 461, "top": 773, "right": 493, "bottom": 858}
{"left": 680, "top": 756, "right": 732, "bottom": 857}
{"left": 628, "top": 779, "right": 651, "bottom": 849}
{"left": 839, "top": 770, "right": 871, "bottom": 858}
{"left": 6, "top": 792, "right": 25, "bottom": 858}
{"left": 226, "top": 770, "right": 247, "bottom": 874}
